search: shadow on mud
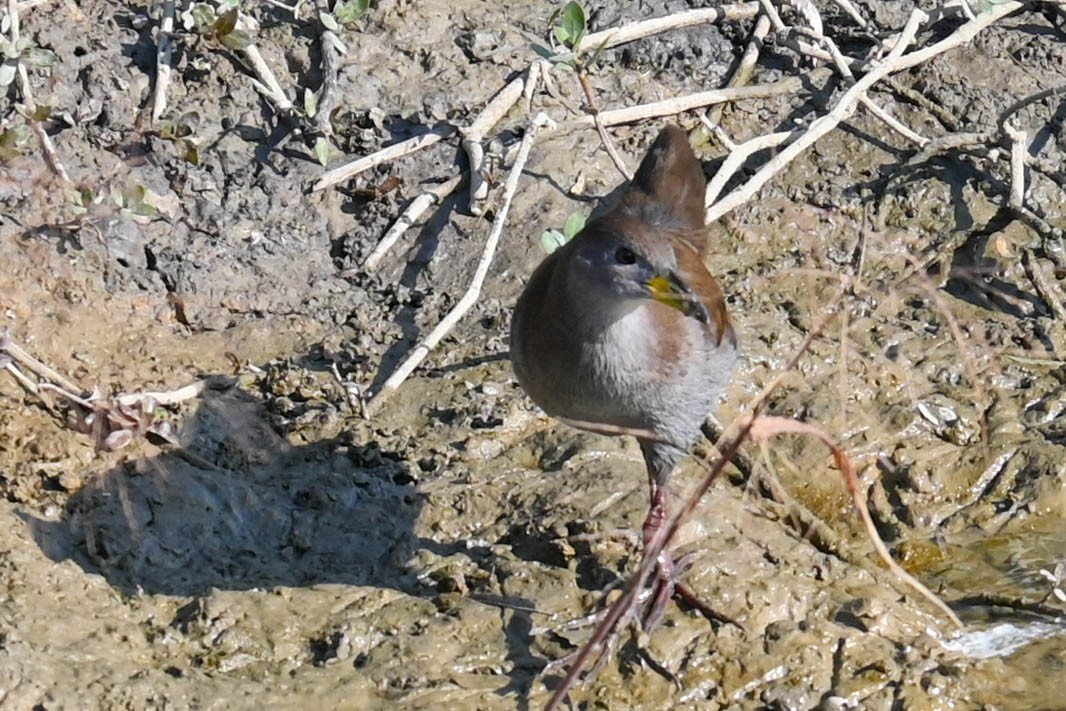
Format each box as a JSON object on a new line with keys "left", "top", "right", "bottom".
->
{"left": 25, "top": 389, "right": 425, "bottom": 597}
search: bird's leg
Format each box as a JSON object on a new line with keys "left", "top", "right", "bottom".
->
{"left": 639, "top": 463, "right": 742, "bottom": 633}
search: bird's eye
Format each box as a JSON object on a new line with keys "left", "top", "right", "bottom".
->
{"left": 615, "top": 246, "right": 637, "bottom": 265}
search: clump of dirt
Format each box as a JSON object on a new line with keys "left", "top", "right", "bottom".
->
{"left": 2, "top": 0, "right": 1066, "bottom": 708}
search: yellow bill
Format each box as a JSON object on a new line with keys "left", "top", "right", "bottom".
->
{"left": 646, "top": 273, "right": 708, "bottom": 323}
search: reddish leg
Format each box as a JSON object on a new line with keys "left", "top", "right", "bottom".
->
{"left": 639, "top": 483, "right": 742, "bottom": 632}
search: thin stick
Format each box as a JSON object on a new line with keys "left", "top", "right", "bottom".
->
{"left": 151, "top": 0, "right": 175, "bottom": 122}
{"left": 827, "top": 0, "right": 867, "bottom": 27}
{"left": 8, "top": 0, "right": 70, "bottom": 182}
{"left": 705, "top": 9, "right": 927, "bottom": 224}
{"left": 997, "top": 83, "right": 1066, "bottom": 136}
{"left": 559, "top": 76, "right": 816, "bottom": 130}
{"left": 0, "top": 331, "right": 84, "bottom": 395}
{"left": 704, "top": 130, "right": 793, "bottom": 208}
{"left": 523, "top": 61, "right": 542, "bottom": 112}
{"left": 576, "top": 69, "right": 631, "bottom": 181}
{"left": 885, "top": 1, "right": 1021, "bottom": 74}
{"left": 314, "top": 27, "right": 344, "bottom": 135}
{"left": 313, "top": 125, "right": 457, "bottom": 191}
{"left": 793, "top": 24, "right": 928, "bottom": 147}
{"left": 243, "top": 45, "right": 293, "bottom": 111}
{"left": 705, "top": 13, "right": 772, "bottom": 128}
{"left": 757, "top": 0, "right": 785, "bottom": 31}
{"left": 232, "top": 13, "right": 292, "bottom": 112}
{"left": 364, "top": 175, "right": 464, "bottom": 271}
{"left": 4, "top": 361, "right": 40, "bottom": 396}
{"left": 114, "top": 380, "right": 207, "bottom": 407}
{"left": 745, "top": 416, "right": 963, "bottom": 628}
{"left": 464, "top": 75, "right": 526, "bottom": 216}
{"left": 859, "top": 96, "right": 928, "bottom": 146}
{"left": 365, "top": 114, "right": 554, "bottom": 414}
{"left": 1023, "top": 251, "right": 1066, "bottom": 322}
{"left": 1003, "top": 120, "right": 1026, "bottom": 208}
{"left": 575, "top": 3, "right": 760, "bottom": 54}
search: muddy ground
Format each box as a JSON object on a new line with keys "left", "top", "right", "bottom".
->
{"left": 2, "top": 0, "right": 1066, "bottom": 708}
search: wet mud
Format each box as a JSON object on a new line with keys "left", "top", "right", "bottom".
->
{"left": 2, "top": 0, "right": 1065, "bottom": 708}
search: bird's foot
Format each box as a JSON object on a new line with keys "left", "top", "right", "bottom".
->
{"left": 538, "top": 550, "right": 742, "bottom": 685}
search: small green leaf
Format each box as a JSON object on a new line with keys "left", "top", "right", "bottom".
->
{"left": 188, "top": 3, "right": 217, "bottom": 31}
{"left": 304, "top": 88, "right": 318, "bottom": 117}
{"left": 0, "top": 62, "right": 16, "bottom": 87}
{"left": 0, "top": 125, "right": 31, "bottom": 161}
{"left": 219, "top": 28, "right": 252, "bottom": 50}
{"left": 0, "top": 125, "right": 30, "bottom": 148}
{"left": 213, "top": 7, "right": 239, "bottom": 36}
{"left": 319, "top": 11, "right": 339, "bottom": 30}
{"left": 313, "top": 136, "right": 337, "bottom": 166}
{"left": 562, "top": 210, "right": 586, "bottom": 239}
{"left": 66, "top": 185, "right": 94, "bottom": 207}
{"left": 530, "top": 43, "right": 555, "bottom": 60}
{"left": 176, "top": 138, "right": 200, "bottom": 165}
{"left": 25, "top": 47, "right": 58, "bottom": 68}
{"left": 557, "top": 1, "right": 586, "bottom": 49}
{"left": 335, "top": 0, "right": 370, "bottom": 24}
{"left": 540, "top": 229, "right": 568, "bottom": 254}
{"left": 28, "top": 104, "right": 53, "bottom": 121}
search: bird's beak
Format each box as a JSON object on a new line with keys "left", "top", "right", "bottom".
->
{"left": 645, "top": 272, "right": 710, "bottom": 323}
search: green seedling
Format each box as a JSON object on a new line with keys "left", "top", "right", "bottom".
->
{"left": 530, "top": 1, "right": 586, "bottom": 68}
{"left": 181, "top": 2, "right": 252, "bottom": 50}
{"left": 112, "top": 184, "right": 160, "bottom": 221}
{"left": 554, "top": 1, "right": 586, "bottom": 49}
{"left": 540, "top": 209, "right": 586, "bottom": 254}
{"left": 156, "top": 112, "right": 201, "bottom": 165}
{"left": 0, "top": 29, "right": 57, "bottom": 87}
{"left": 324, "top": 0, "right": 369, "bottom": 27}
{"left": 0, "top": 125, "right": 31, "bottom": 161}
{"left": 312, "top": 136, "right": 340, "bottom": 166}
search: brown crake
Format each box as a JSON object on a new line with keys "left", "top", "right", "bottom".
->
{"left": 510, "top": 125, "right": 738, "bottom": 625}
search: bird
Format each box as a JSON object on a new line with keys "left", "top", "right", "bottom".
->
{"left": 510, "top": 124, "right": 738, "bottom": 630}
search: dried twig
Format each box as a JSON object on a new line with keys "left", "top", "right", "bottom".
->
{"left": 365, "top": 114, "right": 555, "bottom": 414}
{"left": 363, "top": 175, "right": 464, "bottom": 271}
{"left": 1022, "top": 251, "right": 1066, "bottom": 322}
{"left": 705, "top": 9, "right": 927, "bottom": 224}
{"left": 826, "top": 0, "right": 868, "bottom": 27}
{"left": 704, "top": 130, "right": 793, "bottom": 208}
{"left": 314, "top": 27, "right": 344, "bottom": 135}
{"left": 1003, "top": 120, "right": 1027, "bottom": 208}
{"left": 1, "top": 330, "right": 83, "bottom": 395}
{"left": 313, "top": 125, "right": 457, "bottom": 191}
{"left": 236, "top": 14, "right": 293, "bottom": 112}
{"left": 575, "top": 2, "right": 760, "bottom": 54}
{"left": 7, "top": 0, "right": 70, "bottom": 182}
{"left": 151, "top": 0, "right": 176, "bottom": 122}
{"left": 575, "top": 69, "right": 631, "bottom": 181}
{"left": 1, "top": 331, "right": 204, "bottom": 450}
{"left": 559, "top": 76, "right": 818, "bottom": 130}
{"left": 791, "top": 22, "right": 928, "bottom": 147}
{"left": 704, "top": 12, "right": 772, "bottom": 129}
{"left": 463, "top": 75, "right": 527, "bottom": 215}
{"left": 744, "top": 415, "right": 963, "bottom": 628}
